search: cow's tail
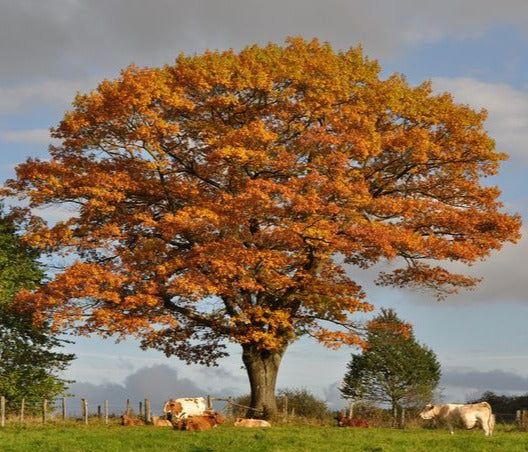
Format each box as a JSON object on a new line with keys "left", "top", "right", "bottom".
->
{"left": 481, "top": 402, "right": 495, "bottom": 436}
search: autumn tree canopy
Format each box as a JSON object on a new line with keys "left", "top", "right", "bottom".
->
{"left": 3, "top": 38, "right": 521, "bottom": 416}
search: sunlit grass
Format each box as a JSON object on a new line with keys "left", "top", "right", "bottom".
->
{"left": 1, "top": 424, "right": 527, "bottom": 452}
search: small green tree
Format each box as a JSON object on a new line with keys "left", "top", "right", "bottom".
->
{"left": 277, "top": 388, "right": 329, "bottom": 420}
{"left": 340, "top": 309, "right": 440, "bottom": 423}
{"left": 0, "top": 210, "right": 75, "bottom": 412}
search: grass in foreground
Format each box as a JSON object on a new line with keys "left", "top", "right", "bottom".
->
{"left": 1, "top": 424, "right": 528, "bottom": 452}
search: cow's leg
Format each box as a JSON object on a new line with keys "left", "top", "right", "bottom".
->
{"left": 481, "top": 419, "right": 490, "bottom": 436}
{"left": 488, "top": 414, "right": 495, "bottom": 436}
{"left": 447, "top": 423, "right": 454, "bottom": 435}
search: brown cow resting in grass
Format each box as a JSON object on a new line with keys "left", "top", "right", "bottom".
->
{"left": 150, "top": 415, "right": 173, "bottom": 426}
{"left": 234, "top": 418, "right": 272, "bottom": 428}
{"left": 336, "top": 412, "right": 370, "bottom": 428}
{"left": 174, "top": 412, "right": 225, "bottom": 431}
{"left": 120, "top": 414, "right": 145, "bottom": 426}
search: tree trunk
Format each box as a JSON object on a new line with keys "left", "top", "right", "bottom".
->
{"left": 242, "top": 343, "right": 286, "bottom": 420}
{"left": 392, "top": 400, "right": 398, "bottom": 428}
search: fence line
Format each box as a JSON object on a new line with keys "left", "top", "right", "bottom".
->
{"left": 0, "top": 395, "right": 181, "bottom": 426}
{"left": 1, "top": 395, "right": 524, "bottom": 428}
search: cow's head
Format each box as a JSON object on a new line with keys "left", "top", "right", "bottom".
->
{"left": 213, "top": 412, "right": 226, "bottom": 424}
{"left": 163, "top": 399, "right": 183, "bottom": 413}
{"left": 419, "top": 404, "right": 436, "bottom": 420}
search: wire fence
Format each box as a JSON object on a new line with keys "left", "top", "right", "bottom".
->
{"left": 0, "top": 395, "right": 236, "bottom": 427}
{"left": 1, "top": 395, "right": 528, "bottom": 429}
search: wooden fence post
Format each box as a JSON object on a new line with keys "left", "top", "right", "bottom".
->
{"left": 283, "top": 395, "right": 288, "bottom": 420}
{"left": 126, "top": 398, "right": 131, "bottom": 416}
{"left": 42, "top": 399, "right": 48, "bottom": 424}
{"left": 104, "top": 400, "right": 109, "bottom": 425}
{"left": 81, "top": 398, "right": 88, "bottom": 425}
{"left": 97, "top": 405, "right": 102, "bottom": 419}
{"left": 139, "top": 401, "right": 143, "bottom": 418}
{"left": 207, "top": 395, "right": 212, "bottom": 411}
{"left": 62, "top": 397, "right": 66, "bottom": 421}
{"left": 227, "top": 397, "right": 233, "bottom": 419}
{"left": 20, "top": 398, "right": 25, "bottom": 424}
{"left": 144, "top": 399, "right": 151, "bottom": 423}
{"left": 1, "top": 396, "right": 5, "bottom": 427}
{"left": 400, "top": 407, "right": 406, "bottom": 429}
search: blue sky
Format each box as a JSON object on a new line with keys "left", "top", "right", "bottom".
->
{"left": 1, "top": 0, "right": 528, "bottom": 413}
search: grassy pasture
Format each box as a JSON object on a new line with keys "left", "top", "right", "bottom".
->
{"left": 1, "top": 424, "right": 528, "bottom": 452}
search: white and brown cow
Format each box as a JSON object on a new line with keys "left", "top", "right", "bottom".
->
{"left": 163, "top": 397, "right": 208, "bottom": 421}
{"left": 419, "top": 402, "right": 495, "bottom": 436}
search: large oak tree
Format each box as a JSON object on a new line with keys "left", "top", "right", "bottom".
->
{"left": 3, "top": 38, "right": 521, "bottom": 417}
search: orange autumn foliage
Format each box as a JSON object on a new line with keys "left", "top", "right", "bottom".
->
{"left": 3, "top": 38, "right": 521, "bottom": 364}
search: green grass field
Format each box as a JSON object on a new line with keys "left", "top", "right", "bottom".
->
{"left": 1, "top": 424, "right": 528, "bottom": 452}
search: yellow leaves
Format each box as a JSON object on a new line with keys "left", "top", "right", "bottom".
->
{"left": 209, "top": 146, "right": 265, "bottom": 165}
{"left": 159, "top": 207, "right": 220, "bottom": 239}
{"left": 313, "top": 329, "right": 367, "bottom": 350}
{"left": 231, "top": 306, "right": 295, "bottom": 350}
{"left": 5, "top": 37, "right": 522, "bottom": 354}
{"left": 22, "top": 219, "right": 74, "bottom": 251}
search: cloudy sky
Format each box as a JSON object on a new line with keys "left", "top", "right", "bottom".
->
{"left": 1, "top": 0, "right": 528, "bottom": 414}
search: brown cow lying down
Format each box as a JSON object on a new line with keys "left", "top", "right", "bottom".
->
{"left": 150, "top": 415, "right": 173, "bottom": 426}
{"left": 174, "top": 412, "right": 225, "bottom": 431}
{"left": 120, "top": 414, "right": 145, "bottom": 426}
{"left": 234, "top": 418, "right": 272, "bottom": 428}
{"left": 336, "top": 412, "right": 370, "bottom": 428}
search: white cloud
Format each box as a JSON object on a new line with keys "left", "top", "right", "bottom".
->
{"left": 0, "top": 2, "right": 527, "bottom": 114}
{"left": 439, "top": 367, "right": 528, "bottom": 403}
{"left": 432, "top": 77, "right": 528, "bottom": 164}
{"left": 366, "top": 231, "right": 528, "bottom": 306}
{"left": 0, "top": 78, "right": 98, "bottom": 114}
{"left": 0, "top": 128, "right": 55, "bottom": 144}
{"left": 0, "top": 163, "right": 16, "bottom": 172}
{"left": 66, "top": 364, "right": 208, "bottom": 416}
{"left": 456, "top": 233, "right": 528, "bottom": 304}
{"left": 407, "top": 230, "right": 528, "bottom": 305}
{"left": 1, "top": 1, "right": 528, "bottom": 87}
{"left": 323, "top": 381, "right": 346, "bottom": 410}
{"left": 442, "top": 367, "right": 528, "bottom": 392}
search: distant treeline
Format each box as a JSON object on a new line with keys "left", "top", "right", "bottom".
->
{"left": 471, "top": 391, "right": 528, "bottom": 422}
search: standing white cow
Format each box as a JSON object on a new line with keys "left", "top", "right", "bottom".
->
{"left": 163, "top": 397, "right": 208, "bottom": 421}
{"left": 419, "top": 402, "right": 495, "bottom": 436}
